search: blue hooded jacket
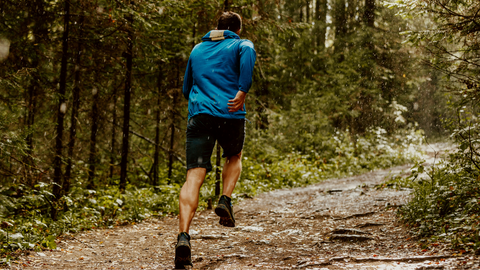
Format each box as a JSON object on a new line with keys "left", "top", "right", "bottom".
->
{"left": 182, "top": 30, "right": 256, "bottom": 119}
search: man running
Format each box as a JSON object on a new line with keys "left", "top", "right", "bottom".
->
{"left": 174, "top": 11, "right": 256, "bottom": 269}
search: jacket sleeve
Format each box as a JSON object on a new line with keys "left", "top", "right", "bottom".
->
{"left": 182, "top": 57, "right": 193, "bottom": 100}
{"left": 238, "top": 40, "right": 256, "bottom": 94}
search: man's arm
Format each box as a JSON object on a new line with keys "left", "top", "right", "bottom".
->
{"left": 238, "top": 41, "right": 256, "bottom": 94}
{"left": 182, "top": 57, "right": 193, "bottom": 100}
{"left": 229, "top": 41, "right": 256, "bottom": 112}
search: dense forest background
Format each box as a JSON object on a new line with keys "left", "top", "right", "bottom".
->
{"left": 0, "top": 0, "right": 478, "bottom": 257}
{"left": 0, "top": 0, "right": 443, "bottom": 192}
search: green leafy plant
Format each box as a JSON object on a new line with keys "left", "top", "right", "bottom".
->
{"left": 399, "top": 159, "right": 480, "bottom": 252}
{"left": 0, "top": 183, "right": 181, "bottom": 258}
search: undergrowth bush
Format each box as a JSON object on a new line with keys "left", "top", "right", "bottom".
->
{"left": 396, "top": 120, "right": 480, "bottom": 253}
{"left": 397, "top": 159, "right": 480, "bottom": 253}
{"left": 0, "top": 183, "right": 180, "bottom": 263}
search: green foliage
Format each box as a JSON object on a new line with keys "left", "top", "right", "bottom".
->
{"left": 389, "top": 0, "right": 479, "bottom": 134}
{"left": 379, "top": 108, "right": 480, "bottom": 253}
{"left": 397, "top": 107, "right": 480, "bottom": 252}
{"left": 382, "top": 100, "right": 480, "bottom": 253}
{"left": 398, "top": 159, "right": 480, "bottom": 252}
{"left": 385, "top": 0, "right": 480, "bottom": 253}
{"left": 0, "top": 0, "right": 434, "bottom": 184}
{"left": 0, "top": 182, "right": 180, "bottom": 256}
{"left": 0, "top": 115, "right": 32, "bottom": 179}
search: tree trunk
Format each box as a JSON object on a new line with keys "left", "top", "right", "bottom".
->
{"left": 315, "top": 0, "right": 327, "bottom": 50}
{"left": 152, "top": 66, "right": 164, "bottom": 186}
{"left": 306, "top": 0, "right": 310, "bottom": 23}
{"left": 25, "top": 81, "right": 37, "bottom": 183}
{"left": 191, "top": 21, "right": 196, "bottom": 50}
{"left": 119, "top": 11, "right": 134, "bottom": 192}
{"left": 167, "top": 61, "right": 180, "bottom": 181}
{"left": 224, "top": 0, "right": 229, "bottom": 11}
{"left": 87, "top": 87, "right": 99, "bottom": 189}
{"left": 152, "top": 98, "right": 161, "bottom": 186}
{"left": 65, "top": 15, "right": 84, "bottom": 193}
{"left": 255, "top": 79, "right": 269, "bottom": 130}
{"left": 167, "top": 91, "right": 177, "bottom": 180}
{"left": 25, "top": 68, "right": 38, "bottom": 186}
{"left": 333, "top": 0, "right": 347, "bottom": 55}
{"left": 353, "top": 0, "right": 376, "bottom": 134}
{"left": 109, "top": 84, "right": 117, "bottom": 181}
{"left": 364, "top": 0, "right": 375, "bottom": 28}
{"left": 52, "top": 0, "right": 71, "bottom": 204}
{"left": 347, "top": 0, "right": 357, "bottom": 29}
{"left": 215, "top": 143, "right": 221, "bottom": 197}
{"left": 24, "top": 0, "right": 47, "bottom": 186}
{"left": 300, "top": 3, "right": 304, "bottom": 22}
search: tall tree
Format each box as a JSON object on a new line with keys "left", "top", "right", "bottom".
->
{"left": 87, "top": 86, "right": 99, "bottom": 189}
{"left": 364, "top": 0, "right": 375, "bottom": 28}
{"left": 152, "top": 65, "right": 164, "bottom": 186}
{"left": 65, "top": 14, "right": 84, "bottom": 192}
{"left": 347, "top": 0, "right": 358, "bottom": 33}
{"left": 353, "top": 0, "right": 377, "bottom": 133}
{"left": 167, "top": 87, "right": 178, "bottom": 180}
{"left": 315, "top": 0, "right": 328, "bottom": 50}
{"left": 333, "top": 0, "right": 347, "bottom": 55}
{"left": 306, "top": 0, "right": 310, "bottom": 23}
{"left": 24, "top": 0, "right": 51, "bottom": 185}
{"left": 109, "top": 83, "right": 118, "bottom": 181}
{"left": 224, "top": 0, "right": 229, "bottom": 12}
{"left": 215, "top": 143, "right": 221, "bottom": 197}
{"left": 119, "top": 4, "right": 134, "bottom": 192}
{"left": 52, "top": 0, "right": 71, "bottom": 202}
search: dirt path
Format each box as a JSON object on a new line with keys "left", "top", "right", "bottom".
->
{"left": 9, "top": 143, "right": 480, "bottom": 269}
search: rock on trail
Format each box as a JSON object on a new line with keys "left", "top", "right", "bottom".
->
{"left": 10, "top": 143, "right": 479, "bottom": 269}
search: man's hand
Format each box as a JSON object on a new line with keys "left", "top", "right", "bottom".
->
{"left": 228, "top": 91, "right": 247, "bottom": 112}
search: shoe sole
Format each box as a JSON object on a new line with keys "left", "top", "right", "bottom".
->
{"left": 215, "top": 205, "right": 235, "bottom": 227}
{"left": 175, "top": 245, "right": 192, "bottom": 269}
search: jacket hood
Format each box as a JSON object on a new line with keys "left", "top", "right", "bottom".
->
{"left": 201, "top": 30, "right": 240, "bottom": 41}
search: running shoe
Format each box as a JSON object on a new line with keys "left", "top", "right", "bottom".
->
{"left": 215, "top": 195, "right": 235, "bottom": 227}
{"left": 174, "top": 232, "right": 192, "bottom": 269}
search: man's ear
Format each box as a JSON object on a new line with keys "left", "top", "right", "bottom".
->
{"left": 235, "top": 29, "right": 241, "bottom": 35}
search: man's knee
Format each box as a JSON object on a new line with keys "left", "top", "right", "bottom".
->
{"left": 185, "top": 167, "right": 207, "bottom": 185}
{"left": 187, "top": 167, "right": 207, "bottom": 174}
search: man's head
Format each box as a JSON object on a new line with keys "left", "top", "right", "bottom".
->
{"left": 217, "top": 11, "right": 242, "bottom": 34}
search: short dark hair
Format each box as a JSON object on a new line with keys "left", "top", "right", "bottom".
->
{"left": 217, "top": 12, "right": 242, "bottom": 32}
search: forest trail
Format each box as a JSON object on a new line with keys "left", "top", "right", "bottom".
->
{"left": 10, "top": 143, "right": 479, "bottom": 270}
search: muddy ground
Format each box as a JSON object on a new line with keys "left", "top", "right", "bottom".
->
{"left": 7, "top": 143, "right": 480, "bottom": 269}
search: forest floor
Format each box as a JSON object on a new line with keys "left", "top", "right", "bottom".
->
{"left": 7, "top": 143, "right": 480, "bottom": 270}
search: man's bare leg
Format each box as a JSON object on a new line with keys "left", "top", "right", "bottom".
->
{"left": 213, "top": 152, "right": 242, "bottom": 227}
{"left": 221, "top": 151, "right": 242, "bottom": 197}
{"left": 179, "top": 167, "right": 207, "bottom": 233}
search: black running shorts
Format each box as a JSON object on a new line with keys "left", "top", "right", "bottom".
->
{"left": 186, "top": 114, "right": 245, "bottom": 173}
